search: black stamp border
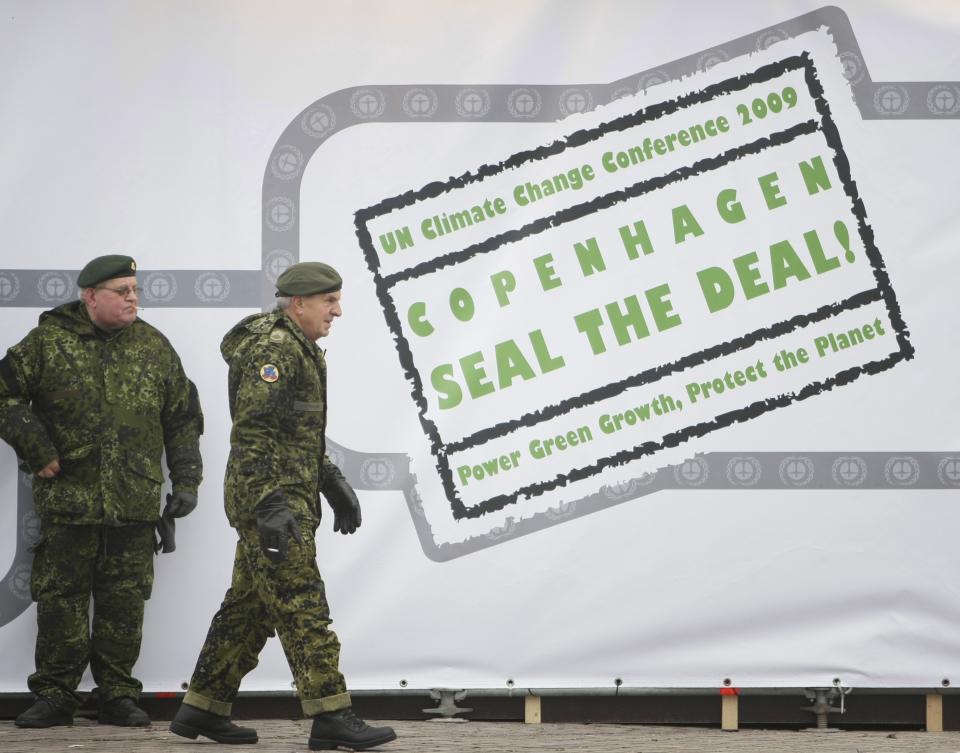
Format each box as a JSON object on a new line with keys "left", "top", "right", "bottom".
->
{"left": 355, "top": 52, "right": 913, "bottom": 520}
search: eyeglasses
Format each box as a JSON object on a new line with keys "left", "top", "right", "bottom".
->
{"left": 96, "top": 284, "right": 140, "bottom": 298}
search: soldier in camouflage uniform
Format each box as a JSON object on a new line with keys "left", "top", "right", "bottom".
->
{"left": 170, "top": 262, "right": 396, "bottom": 751}
{"left": 0, "top": 255, "right": 203, "bottom": 729}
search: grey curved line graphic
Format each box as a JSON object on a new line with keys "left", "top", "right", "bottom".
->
{"left": 2, "top": 7, "right": 960, "bottom": 619}
{"left": 0, "top": 473, "right": 39, "bottom": 626}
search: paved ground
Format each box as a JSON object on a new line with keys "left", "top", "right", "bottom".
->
{"left": 2, "top": 718, "right": 960, "bottom": 753}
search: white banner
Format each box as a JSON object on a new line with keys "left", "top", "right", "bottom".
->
{"left": 1, "top": 1, "right": 958, "bottom": 692}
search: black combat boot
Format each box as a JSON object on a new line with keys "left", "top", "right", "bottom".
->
{"left": 169, "top": 703, "right": 259, "bottom": 744}
{"left": 15, "top": 697, "right": 74, "bottom": 728}
{"left": 308, "top": 708, "right": 396, "bottom": 750}
{"left": 98, "top": 696, "right": 151, "bottom": 726}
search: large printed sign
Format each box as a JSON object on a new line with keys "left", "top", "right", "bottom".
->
{"left": 1, "top": 4, "right": 958, "bottom": 693}
{"left": 358, "top": 38, "right": 910, "bottom": 525}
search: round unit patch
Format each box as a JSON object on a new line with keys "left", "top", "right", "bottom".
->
{"left": 259, "top": 364, "right": 280, "bottom": 383}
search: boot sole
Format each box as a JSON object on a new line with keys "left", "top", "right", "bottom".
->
{"left": 98, "top": 716, "right": 151, "bottom": 727}
{"left": 15, "top": 717, "right": 74, "bottom": 729}
{"left": 309, "top": 729, "right": 397, "bottom": 750}
{"left": 170, "top": 720, "right": 259, "bottom": 744}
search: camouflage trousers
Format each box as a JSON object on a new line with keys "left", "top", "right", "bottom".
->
{"left": 29, "top": 521, "right": 155, "bottom": 712}
{"left": 184, "top": 522, "right": 350, "bottom": 717}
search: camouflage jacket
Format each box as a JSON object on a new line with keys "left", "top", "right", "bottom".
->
{"left": 221, "top": 311, "right": 341, "bottom": 528}
{"left": 0, "top": 302, "right": 203, "bottom": 525}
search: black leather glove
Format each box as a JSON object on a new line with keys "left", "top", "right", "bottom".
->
{"left": 155, "top": 492, "right": 195, "bottom": 554}
{"left": 164, "top": 491, "right": 198, "bottom": 518}
{"left": 320, "top": 474, "right": 362, "bottom": 535}
{"left": 255, "top": 491, "right": 303, "bottom": 563}
{"left": 155, "top": 514, "right": 176, "bottom": 554}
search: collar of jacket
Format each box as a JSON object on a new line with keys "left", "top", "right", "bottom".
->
{"left": 38, "top": 300, "right": 133, "bottom": 340}
{"left": 220, "top": 310, "right": 322, "bottom": 362}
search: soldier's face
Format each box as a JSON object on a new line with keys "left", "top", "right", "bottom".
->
{"left": 84, "top": 275, "right": 139, "bottom": 331}
{"left": 296, "top": 290, "right": 342, "bottom": 340}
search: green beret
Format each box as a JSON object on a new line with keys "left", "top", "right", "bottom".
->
{"left": 77, "top": 255, "right": 137, "bottom": 288}
{"left": 275, "top": 261, "right": 342, "bottom": 297}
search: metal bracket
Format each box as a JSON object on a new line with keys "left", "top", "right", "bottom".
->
{"left": 802, "top": 682, "right": 852, "bottom": 731}
{"left": 423, "top": 688, "right": 472, "bottom": 721}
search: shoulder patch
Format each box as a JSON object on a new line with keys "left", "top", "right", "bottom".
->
{"left": 269, "top": 330, "right": 286, "bottom": 343}
{"left": 259, "top": 364, "right": 280, "bottom": 383}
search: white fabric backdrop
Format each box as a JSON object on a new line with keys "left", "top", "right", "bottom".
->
{"left": 0, "top": 0, "right": 958, "bottom": 692}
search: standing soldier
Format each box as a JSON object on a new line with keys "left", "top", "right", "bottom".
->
{"left": 0, "top": 255, "right": 203, "bottom": 728}
{"left": 170, "top": 262, "right": 395, "bottom": 750}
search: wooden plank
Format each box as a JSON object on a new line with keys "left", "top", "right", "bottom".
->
{"left": 525, "top": 694, "right": 542, "bottom": 724}
{"left": 721, "top": 693, "right": 739, "bottom": 731}
{"left": 926, "top": 693, "right": 943, "bottom": 733}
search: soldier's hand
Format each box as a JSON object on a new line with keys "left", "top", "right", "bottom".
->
{"left": 255, "top": 491, "right": 303, "bottom": 563}
{"left": 165, "top": 491, "right": 198, "bottom": 518}
{"left": 37, "top": 458, "right": 61, "bottom": 478}
{"left": 321, "top": 475, "right": 362, "bottom": 535}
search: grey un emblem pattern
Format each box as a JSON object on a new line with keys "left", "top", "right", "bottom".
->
{"left": 194, "top": 272, "right": 231, "bottom": 303}
{"left": 455, "top": 88, "right": 491, "bottom": 118}
{"left": 1, "top": 8, "right": 959, "bottom": 626}
{"left": 142, "top": 272, "right": 178, "bottom": 303}
{"left": 403, "top": 88, "right": 440, "bottom": 119}
{"left": 37, "top": 272, "right": 74, "bottom": 303}
{"left": 0, "top": 272, "right": 20, "bottom": 302}
{"left": 301, "top": 105, "right": 337, "bottom": 139}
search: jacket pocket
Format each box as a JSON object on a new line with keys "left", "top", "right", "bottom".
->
{"left": 124, "top": 451, "right": 163, "bottom": 484}
{"left": 122, "top": 451, "right": 164, "bottom": 509}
